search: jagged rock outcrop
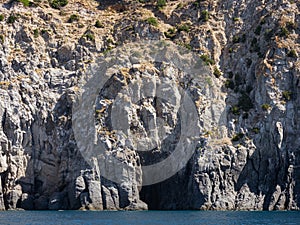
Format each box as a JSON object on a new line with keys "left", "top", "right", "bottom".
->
{"left": 0, "top": 0, "right": 299, "bottom": 210}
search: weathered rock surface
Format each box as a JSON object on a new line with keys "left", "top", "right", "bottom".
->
{"left": 0, "top": 0, "right": 299, "bottom": 210}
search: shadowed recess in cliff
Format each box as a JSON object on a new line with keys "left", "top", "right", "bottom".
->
{"left": 140, "top": 154, "right": 204, "bottom": 210}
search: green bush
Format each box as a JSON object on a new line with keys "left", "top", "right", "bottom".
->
{"left": 252, "top": 127, "right": 260, "bottom": 134}
{"left": 200, "top": 54, "right": 215, "bottom": 65}
{"left": 68, "top": 14, "right": 79, "bottom": 23}
{"left": 17, "top": 0, "right": 30, "bottom": 7}
{"left": 282, "top": 90, "right": 292, "bottom": 101}
{"left": 232, "top": 133, "right": 244, "bottom": 142}
{"left": 95, "top": 20, "right": 104, "bottom": 28}
{"left": 192, "top": 1, "right": 199, "bottom": 7}
{"left": 157, "top": 0, "right": 166, "bottom": 8}
{"left": 33, "top": 29, "right": 39, "bottom": 38}
{"left": 213, "top": 67, "right": 222, "bottom": 78}
{"left": 231, "top": 106, "right": 240, "bottom": 115}
{"left": 85, "top": 33, "right": 95, "bottom": 41}
{"left": 261, "top": 103, "right": 271, "bottom": 111}
{"left": 0, "top": 14, "right": 4, "bottom": 21}
{"left": 232, "top": 35, "right": 240, "bottom": 43}
{"left": 238, "top": 93, "right": 253, "bottom": 112}
{"left": 146, "top": 17, "right": 158, "bottom": 27}
{"left": 176, "top": 3, "right": 183, "bottom": 9}
{"left": 183, "top": 43, "right": 192, "bottom": 50}
{"left": 7, "top": 14, "right": 17, "bottom": 24}
{"left": 225, "top": 79, "right": 234, "bottom": 89}
{"left": 201, "top": 10, "right": 209, "bottom": 22}
{"left": 49, "top": 0, "right": 68, "bottom": 9}
{"left": 177, "top": 24, "right": 190, "bottom": 32}
{"left": 164, "top": 28, "right": 176, "bottom": 39}
{"left": 205, "top": 77, "right": 212, "bottom": 86}
{"left": 287, "top": 49, "right": 297, "bottom": 58}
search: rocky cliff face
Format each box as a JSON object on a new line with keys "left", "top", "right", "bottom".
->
{"left": 0, "top": 0, "right": 299, "bottom": 210}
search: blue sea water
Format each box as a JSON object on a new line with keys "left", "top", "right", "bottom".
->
{"left": 0, "top": 210, "right": 299, "bottom": 225}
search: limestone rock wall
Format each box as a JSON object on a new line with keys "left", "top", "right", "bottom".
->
{"left": 0, "top": 0, "right": 299, "bottom": 210}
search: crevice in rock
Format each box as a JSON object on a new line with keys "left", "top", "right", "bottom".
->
{"left": 139, "top": 157, "right": 198, "bottom": 210}
{"left": 0, "top": 170, "right": 8, "bottom": 210}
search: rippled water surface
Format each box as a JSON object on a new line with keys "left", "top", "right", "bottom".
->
{"left": 0, "top": 210, "right": 299, "bottom": 225}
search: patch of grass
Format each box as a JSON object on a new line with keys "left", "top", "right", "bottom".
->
{"left": 0, "top": 35, "right": 4, "bottom": 43}
{"left": 164, "top": 28, "right": 176, "bottom": 39}
{"left": 186, "top": 44, "right": 192, "bottom": 50}
{"left": 261, "top": 103, "right": 271, "bottom": 111}
{"left": 200, "top": 54, "right": 215, "bottom": 65}
{"left": 232, "top": 133, "right": 244, "bottom": 142}
{"left": 177, "top": 24, "right": 190, "bottom": 32}
{"left": 95, "top": 20, "right": 104, "bottom": 28}
{"left": 83, "top": 33, "right": 95, "bottom": 42}
{"left": 287, "top": 49, "right": 297, "bottom": 58}
{"left": 282, "top": 90, "right": 292, "bottom": 101}
{"left": 205, "top": 76, "right": 213, "bottom": 86}
{"left": 201, "top": 10, "right": 209, "bottom": 22}
{"left": 49, "top": 0, "right": 68, "bottom": 9}
{"left": 252, "top": 127, "right": 260, "bottom": 134}
{"left": 213, "top": 67, "right": 222, "bottom": 78}
{"left": 0, "top": 14, "right": 4, "bottom": 21}
{"left": 231, "top": 105, "right": 240, "bottom": 115}
{"left": 33, "top": 29, "right": 39, "bottom": 38}
{"left": 103, "top": 46, "right": 114, "bottom": 54}
{"left": 68, "top": 14, "right": 79, "bottom": 23}
{"left": 146, "top": 17, "right": 158, "bottom": 27}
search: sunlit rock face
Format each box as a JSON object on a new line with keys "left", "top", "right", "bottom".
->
{"left": 0, "top": 0, "right": 299, "bottom": 210}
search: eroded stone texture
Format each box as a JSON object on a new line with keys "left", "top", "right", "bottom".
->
{"left": 0, "top": 0, "right": 299, "bottom": 210}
